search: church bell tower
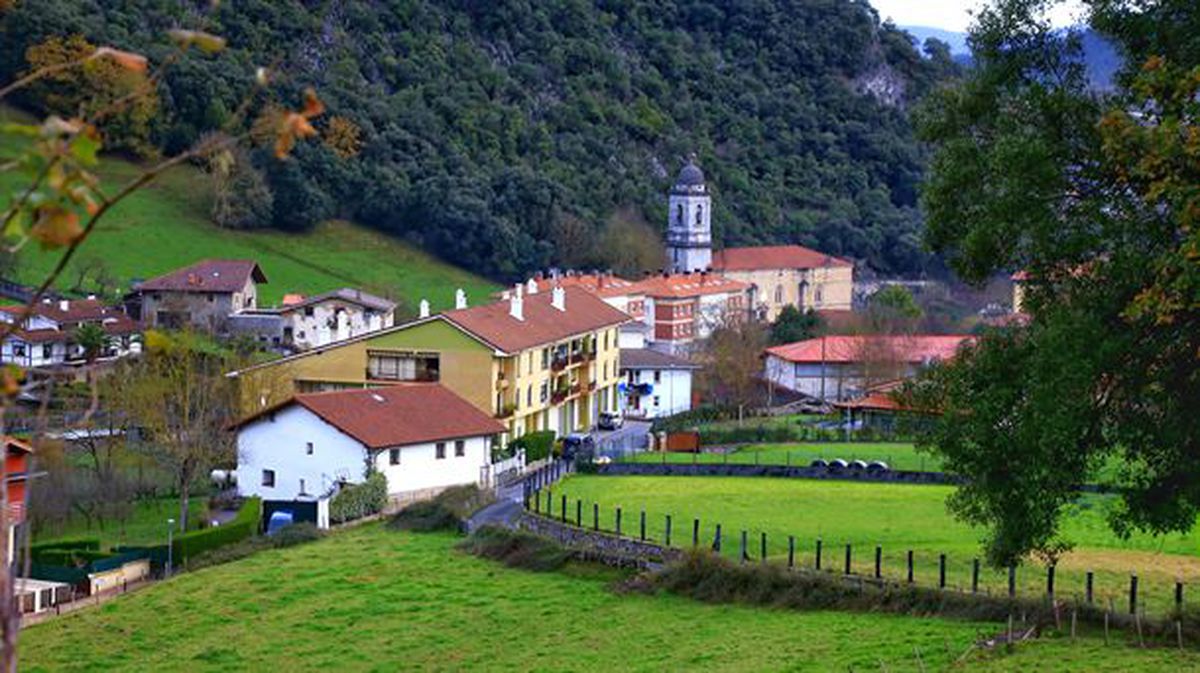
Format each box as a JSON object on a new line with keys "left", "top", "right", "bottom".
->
{"left": 665, "top": 156, "right": 712, "bottom": 272}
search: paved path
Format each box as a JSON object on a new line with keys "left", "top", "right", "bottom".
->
{"left": 465, "top": 481, "right": 525, "bottom": 533}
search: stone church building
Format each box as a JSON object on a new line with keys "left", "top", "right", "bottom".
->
{"left": 664, "top": 159, "right": 854, "bottom": 321}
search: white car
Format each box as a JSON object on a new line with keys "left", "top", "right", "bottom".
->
{"left": 598, "top": 411, "right": 624, "bottom": 430}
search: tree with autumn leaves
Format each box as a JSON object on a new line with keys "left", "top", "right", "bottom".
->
{"left": 0, "top": 22, "right": 325, "bottom": 670}
{"left": 911, "top": 0, "right": 1200, "bottom": 568}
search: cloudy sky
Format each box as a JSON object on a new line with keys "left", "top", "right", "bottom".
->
{"left": 870, "top": 0, "right": 1087, "bottom": 32}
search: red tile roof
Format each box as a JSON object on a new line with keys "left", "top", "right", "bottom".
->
{"left": 765, "top": 335, "right": 973, "bottom": 364}
{"left": 234, "top": 384, "right": 506, "bottom": 449}
{"left": 138, "top": 259, "right": 266, "bottom": 294}
{"left": 0, "top": 300, "right": 139, "bottom": 340}
{"left": 443, "top": 286, "right": 629, "bottom": 353}
{"left": 521, "top": 274, "right": 643, "bottom": 299}
{"left": 627, "top": 272, "right": 749, "bottom": 299}
{"left": 711, "top": 245, "right": 852, "bottom": 271}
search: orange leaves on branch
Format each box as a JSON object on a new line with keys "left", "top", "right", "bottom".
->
{"left": 272, "top": 88, "right": 325, "bottom": 159}
{"left": 323, "top": 116, "right": 362, "bottom": 159}
{"left": 30, "top": 204, "right": 83, "bottom": 249}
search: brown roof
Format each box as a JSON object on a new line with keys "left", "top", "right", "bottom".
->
{"left": 138, "top": 259, "right": 266, "bottom": 294}
{"left": 442, "top": 286, "right": 629, "bottom": 353}
{"left": 711, "top": 245, "right": 852, "bottom": 271}
{"left": 0, "top": 300, "right": 139, "bottom": 339}
{"left": 619, "top": 348, "right": 699, "bottom": 370}
{"left": 267, "top": 288, "right": 396, "bottom": 314}
{"left": 233, "top": 384, "right": 505, "bottom": 449}
{"left": 627, "top": 272, "right": 749, "bottom": 299}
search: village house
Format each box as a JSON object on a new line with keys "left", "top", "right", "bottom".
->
{"left": 130, "top": 259, "right": 266, "bottom": 332}
{"left": 232, "top": 385, "right": 505, "bottom": 513}
{"left": 615, "top": 319, "right": 697, "bottom": 418}
{"left": 632, "top": 271, "right": 750, "bottom": 355}
{"left": 763, "top": 334, "right": 972, "bottom": 401}
{"left": 229, "top": 288, "right": 397, "bottom": 351}
{"left": 0, "top": 298, "right": 140, "bottom": 368}
{"left": 228, "top": 285, "right": 629, "bottom": 443}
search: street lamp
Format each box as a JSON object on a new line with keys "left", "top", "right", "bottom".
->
{"left": 166, "top": 518, "right": 175, "bottom": 578}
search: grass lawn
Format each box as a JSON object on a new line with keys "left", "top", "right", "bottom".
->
{"left": 0, "top": 105, "right": 498, "bottom": 312}
{"left": 622, "top": 442, "right": 942, "bottom": 472}
{"left": 19, "top": 525, "right": 1199, "bottom": 672}
{"left": 32, "top": 497, "right": 207, "bottom": 550}
{"left": 551, "top": 476, "right": 1200, "bottom": 615}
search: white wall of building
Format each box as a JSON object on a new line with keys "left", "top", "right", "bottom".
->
{"left": 284, "top": 302, "right": 393, "bottom": 350}
{"left": 621, "top": 367, "right": 692, "bottom": 418}
{"left": 763, "top": 355, "right": 917, "bottom": 401}
{"left": 372, "top": 434, "right": 490, "bottom": 495}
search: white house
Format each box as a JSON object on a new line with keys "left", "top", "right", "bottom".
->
{"left": 0, "top": 298, "right": 141, "bottom": 368}
{"left": 619, "top": 348, "right": 698, "bottom": 419}
{"left": 229, "top": 288, "right": 397, "bottom": 351}
{"left": 763, "top": 335, "right": 972, "bottom": 401}
{"left": 232, "top": 384, "right": 506, "bottom": 515}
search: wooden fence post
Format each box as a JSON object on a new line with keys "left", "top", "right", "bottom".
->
{"left": 545, "top": 488, "right": 552, "bottom": 516}
{"left": 692, "top": 518, "right": 700, "bottom": 547}
{"left": 615, "top": 507, "right": 622, "bottom": 536}
{"left": 938, "top": 554, "right": 946, "bottom": 589}
{"left": 816, "top": 538, "right": 823, "bottom": 570}
{"left": 1047, "top": 564, "right": 1055, "bottom": 600}
{"left": 972, "top": 559, "right": 980, "bottom": 594}
{"left": 740, "top": 530, "right": 749, "bottom": 563}
{"left": 665, "top": 515, "right": 672, "bottom": 547}
{"left": 714, "top": 524, "right": 722, "bottom": 553}
{"left": 907, "top": 550, "right": 914, "bottom": 583}
{"left": 1177, "top": 580, "right": 1184, "bottom": 613}
{"left": 1130, "top": 574, "right": 1138, "bottom": 615}
{"left": 874, "top": 545, "right": 882, "bottom": 579}
{"left": 534, "top": 489, "right": 541, "bottom": 514}
{"left": 593, "top": 503, "right": 599, "bottom": 531}
{"left": 1086, "top": 571, "right": 1094, "bottom": 605}
{"left": 1008, "top": 565, "right": 1016, "bottom": 598}
{"left": 761, "top": 532, "right": 767, "bottom": 562}
{"left": 788, "top": 536, "right": 795, "bottom": 569}
{"left": 575, "top": 499, "right": 582, "bottom": 527}
{"left": 560, "top": 495, "right": 567, "bottom": 523}
{"left": 844, "top": 544, "right": 852, "bottom": 576}
{"left": 640, "top": 510, "right": 646, "bottom": 541}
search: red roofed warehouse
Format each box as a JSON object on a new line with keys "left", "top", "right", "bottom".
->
{"left": 764, "top": 334, "right": 972, "bottom": 401}
{"left": 232, "top": 384, "right": 506, "bottom": 521}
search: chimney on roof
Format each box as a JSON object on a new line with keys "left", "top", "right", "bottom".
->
{"left": 418, "top": 299, "right": 430, "bottom": 319}
{"left": 510, "top": 284, "right": 524, "bottom": 321}
{"left": 526, "top": 278, "right": 538, "bottom": 295}
{"left": 59, "top": 299, "right": 69, "bottom": 312}
{"left": 551, "top": 286, "right": 566, "bottom": 312}
{"left": 454, "top": 288, "right": 467, "bottom": 310}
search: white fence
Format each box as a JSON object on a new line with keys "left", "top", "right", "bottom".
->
{"left": 480, "top": 449, "right": 526, "bottom": 489}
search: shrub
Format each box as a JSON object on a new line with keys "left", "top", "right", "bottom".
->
{"left": 270, "top": 522, "right": 324, "bottom": 548}
{"left": 509, "top": 430, "right": 556, "bottom": 462}
{"left": 388, "top": 485, "right": 494, "bottom": 532}
{"left": 172, "top": 496, "right": 261, "bottom": 563}
{"left": 329, "top": 471, "right": 388, "bottom": 524}
{"left": 459, "top": 526, "right": 575, "bottom": 572}
{"left": 30, "top": 538, "right": 99, "bottom": 564}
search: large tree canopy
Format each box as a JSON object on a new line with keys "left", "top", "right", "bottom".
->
{"left": 912, "top": 0, "right": 1200, "bottom": 566}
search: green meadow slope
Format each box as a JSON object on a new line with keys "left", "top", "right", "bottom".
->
{"left": 0, "top": 106, "right": 498, "bottom": 313}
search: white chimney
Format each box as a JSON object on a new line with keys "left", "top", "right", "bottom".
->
{"left": 454, "top": 288, "right": 467, "bottom": 310}
{"left": 59, "top": 299, "right": 69, "bottom": 311}
{"left": 418, "top": 299, "right": 430, "bottom": 318}
{"left": 526, "top": 278, "right": 538, "bottom": 295}
{"left": 551, "top": 286, "right": 566, "bottom": 312}
{"left": 510, "top": 284, "right": 524, "bottom": 321}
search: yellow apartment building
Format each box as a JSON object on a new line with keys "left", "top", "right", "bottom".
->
{"left": 229, "top": 285, "right": 628, "bottom": 442}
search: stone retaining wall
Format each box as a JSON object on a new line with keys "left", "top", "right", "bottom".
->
{"left": 518, "top": 512, "right": 681, "bottom": 568}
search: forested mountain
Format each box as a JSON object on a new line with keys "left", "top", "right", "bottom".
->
{"left": 0, "top": 1, "right": 958, "bottom": 280}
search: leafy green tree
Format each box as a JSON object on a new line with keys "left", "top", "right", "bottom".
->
{"left": 911, "top": 0, "right": 1200, "bottom": 566}
{"left": 769, "top": 305, "right": 820, "bottom": 345}
{"left": 72, "top": 322, "right": 110, "bottom": 364}
{"left": 867, "top": 285, "right": 922, "bottom": 334}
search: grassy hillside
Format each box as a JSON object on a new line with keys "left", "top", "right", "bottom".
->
{"left": 0, "top": 106, "right": 498, "bottom": 313}
{"left": 20, "top": 526, "right": 1198, "bottom": 671}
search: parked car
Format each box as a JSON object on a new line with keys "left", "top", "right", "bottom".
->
{"left": 598, "top": 411, "right": 624, "bottom": 431}
{"left": 561, "top": 433, "right": 596, "bottom": 462}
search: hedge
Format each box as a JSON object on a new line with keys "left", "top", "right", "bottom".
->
{"left": 329, "top": 472, "right": 387, "bottom": 524}
{"left": 171, "top": 497, "right": 261, "bottom": 562}
{"left": 30, "top": 538, "right": 99, "bottom": 564}
{"left": 510, "top": 430, "right": 555, "bottom": 462}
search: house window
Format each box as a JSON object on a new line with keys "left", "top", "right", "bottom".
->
{"left": 299, "top": 479, "right": 307, "bottom": 495}
{"left": 676, "top": 204, "right": 684, "bottom": 225}
{"left": 539, "top": 382, "right": 549, "bottom": 403}
{"left": 541, "top": 348, "right": 550, "bottom": 370}
{"left": 11, "top": 344, "right": 23, "bottom": 358}
{"left": 696, "top": 205, "right": 703, "bottom": 225}
{"left": 527, "top": 385, "right": 533, "bottom": 407}
{"left": 306, "top": 442, "right": 314, "bottom": 455}
{"left": 304, "top": 306, "right": 314, "bottom": 317}
{"left": 436, "top": 442, "right": 446, "bottom": 459}
{"left": 42, "top": 344, "right": 53, "bottom": 360}
{"left": 389, "top": 448, "right": 400, "bottom": 465}
{"left": 653, "top": 396, "right": 660, "bottom": 407}
{"left": 654, "top": 371, "right": 661, "bottom": 384}
{"left": 206, "top": 293, "right": 215, "bottom": 303}
{"left": 815, "top": 286, "right": 824, "bottom": 304}
{"left": 774, "top": 286, "right": 783, "bottom": 304}
{"left": 262, "top": 469, "right": 275, "bottom": 487}
{"left": 455, "top": 440, "right": 465, "bottom": 457}
{"left": 367, "top": 350, "right": 440, "bottom": 382}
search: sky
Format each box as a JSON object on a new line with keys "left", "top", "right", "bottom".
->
{"left": 870, "top": 0, "right": 1087, "bottom": 32}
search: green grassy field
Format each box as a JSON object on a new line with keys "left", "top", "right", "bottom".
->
{"left": 32, "top": 497, "right": 206, "bottom": 550}
{"left": 19, "top": 525, "right": 1199, "bottom": 672}
{"left": 0, "top": 106, "right": 498, "bottom": 312}
{"left": 551, "top": 476, "right": 1200, "bottom": 615}
{"left": 623, "top": 442, "right": 942, "bottom": 472}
